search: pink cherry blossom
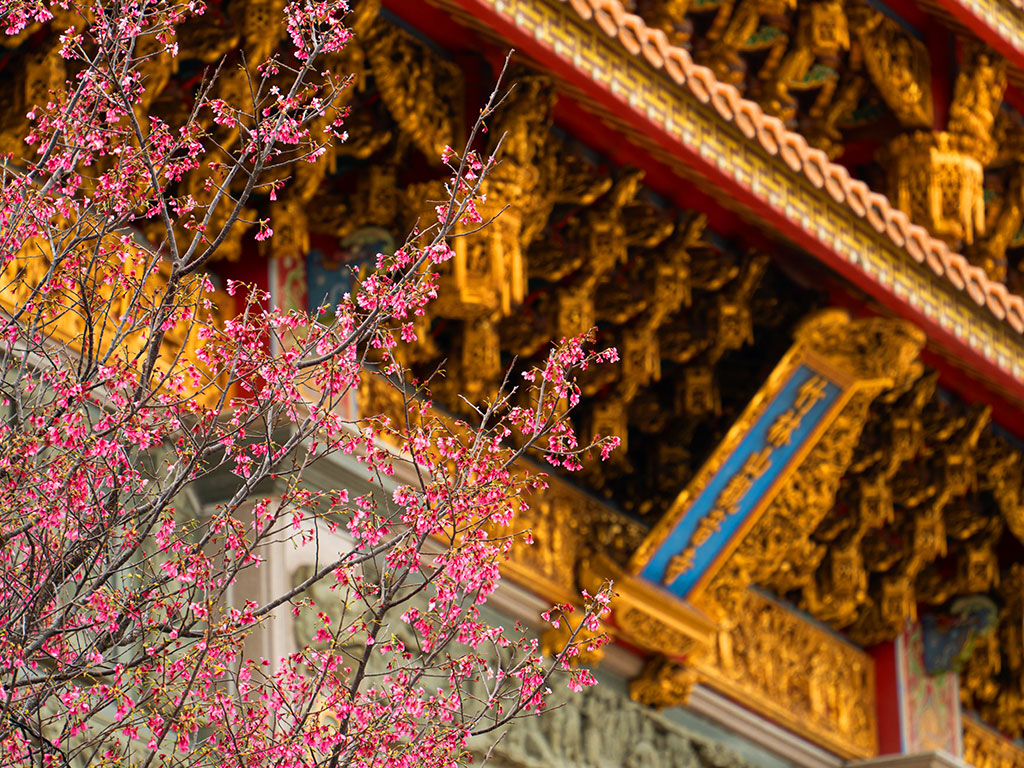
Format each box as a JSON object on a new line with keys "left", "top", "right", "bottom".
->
{"left": 0, "top": 6, "right": 618, "bottom": 768}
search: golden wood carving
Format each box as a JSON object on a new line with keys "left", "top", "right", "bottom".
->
{"left": 635, "top": 0, "right": 694, "bottom": 46}
{"left": 0, "top": 39, "right": 66, "bottom": 160}
{"left": 783, "top": 378, "right": 997, "bottom": 643}
{"left": 500, "top": 481, "right": 590, "bottom": 606}
{"left": 881, "top": 43, "right": 1005, "bottom": 248}
{"left": 501, "top": 311, "right": 910, "bottom": 756}
{"left": 629, "top": 656, "right": 699, "bottom": 710}
{"left": 363, "top": 23, "right": 462, "bottom": 163}
{"left": 959, "top": 564, "right": 1024, "bottom": 736}
{"left": 695, "top": 588, "right": 877, "bottom": 758}
{"left": 849, "top": 7, "right": 933, "bottom": 129}
{"left": 434, "top": 76, "right": 558, "bottom": 320}
{"left": 963, "top": 717, "right": 1024, "bottom": 768}
{"left": 761, "top": 0, "right": 849, "bottom": 126}
{"left": 582, "top": 552, "right": 719, "bottom": 658}
{"left": 972, "top": 165, "right": 1023, "bottom": 281}
{"left": 884, "top": 132, "right": 987, "bottom": 247}
{"left": 500, "top": 489, "right": 882, "bottom": 758}
{"left": 479, "top": 333, "right": 905, "bottom": 761}
{"left": 949, "top": 44, "right": 1006, "bottom": 166}
{"left": 693, "top": 311, "right": 925, "bottom": 625}
{"left": 634, "top": 309, "right": 922, "bottom": 574}
{"left": 978, "top": 434, "right": 1024, "bottom": 546}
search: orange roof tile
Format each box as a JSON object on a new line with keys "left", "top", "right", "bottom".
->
{"left": 561, "top": 0, "right": 1024, "bottom": 334}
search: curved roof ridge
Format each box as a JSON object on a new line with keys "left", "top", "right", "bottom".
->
{"left": 561, "top": 0, "right": 1024, "bottom": 334}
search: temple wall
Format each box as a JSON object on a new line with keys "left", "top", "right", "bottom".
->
{"left": 475, "top": 664, "right": 821, "bottom": 768}
{"left": 478, "top": 681, "right": 769, "bottom": 768}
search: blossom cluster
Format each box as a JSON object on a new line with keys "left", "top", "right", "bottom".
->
{"left": 0, "top": 3, "right": 619, "bottom": 768}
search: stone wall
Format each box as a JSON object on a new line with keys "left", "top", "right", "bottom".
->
{"left": 477, "top": 684, "right": 759, "bottom": 768}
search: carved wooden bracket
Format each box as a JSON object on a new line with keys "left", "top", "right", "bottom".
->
{"left": 628, "top": 309, "right": 924, "bottom": 620}
{"left": 581, "top": 310, "right": 923, "bottom": 751}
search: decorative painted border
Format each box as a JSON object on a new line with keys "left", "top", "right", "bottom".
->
{"left": 638, "top": 359, "right": 845, "bottom": 597}
{"left": 896, "top": 624, "right": 963, "bottom": 756}
{"left": 440, "top": 0, "right": 1024, "bottom": 400}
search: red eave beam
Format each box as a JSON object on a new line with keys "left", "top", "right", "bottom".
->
{"left": 927, "top": 0, "right": 1024, "bottom": 82}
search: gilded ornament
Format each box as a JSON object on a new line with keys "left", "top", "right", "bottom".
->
{"left": 760, "top": 0, "right": 848, "bottom": 124}
{"left": 0, "top": 40, "right": 66, "bottom": 159}
{"left": 500, "top": 486, "right": 581, "bottom": 603}
{"left": 694, "top": 311, "right": 925, "bottom": 625}
{"left": 629, "top": 656, "right": 699, "bottom": 710}
{"left": 228, "top": 0, "right": 287, "bottom": 65}
{"left": 271, "top": 199, "right": 312, "bottom": 265}
{"left": 581, "top": 554, "right": 717, "bottom": 658}
{"left": 431, "top": 318, "right": 503, "bottom": 408}
{"left": 800, "top": 540, "right": 867, "bottom": 625}
{"left": 791, "top": 384, "right": 999, "bottom": 649}
{"left": 885, "top": 130, "right": 990, "bottom": 245}
{"left": 803, "top": 74, "right": 864, "bottom": 158}
{"left": 948, "top": 43, "right": 1006, "bottom": 166}
{"left": 618, "top": 325, "right": 661, "bottom": 402}
{"left": 879, "top": 42, "right": 1006, "bottom": 247}
{"left": 589, "top": 397, "right": 631, "bottom": 454}
{"left": 636, "top": 0, "right": 694, "bottom": 45}
{"left": 615, "top": 604, "right": 707, "bottom": 657}
{"left": 963, "top": 717, "right": 1024, "bottom": 768}
{"left": 680, "top": 364, "right": 721, "bottom": 416}
{"left": 971, "top": 168, "right": 1023, "bottom": 281}
{"left": 695, "top": 588, "right": 877, "bottom": 758}
{"left": 496, "top": 474, "right": 645, "bottom": 606}
{"left": 695, "top": 0, "right": 758, "bottom": 87}
{"left": 364, "top": 23, "right": 462, "bottom": 162}
{"left": 666, "top": 445, "right": 773, "bottom": 584}
{"left": 849, "top": 7, "right": 933, "bottom": 128}
{"left": 475, "top": 74, "right": 558, "bottom": 314}
{"left": 423, "top": 77, "right": 559, "bottom": 321}
{"left": 978, "top": 432, "right": 1024, "bottom": 547}
{"left": 0, "top": 238, "right": 230, "bottom": 406}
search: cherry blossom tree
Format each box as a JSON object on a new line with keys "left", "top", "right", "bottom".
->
{"left": 0, "top": 1, "right": 619, "bottom": 766}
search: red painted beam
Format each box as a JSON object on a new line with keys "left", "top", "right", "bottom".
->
{"left": 1004, "top": 83, "right": 1024, "bottom": 115}
{"left": 927, "top": 21, "right": 954, "bottom": 130}
{"left": 872, "top": 641, "right": 904, "bottom": 755}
